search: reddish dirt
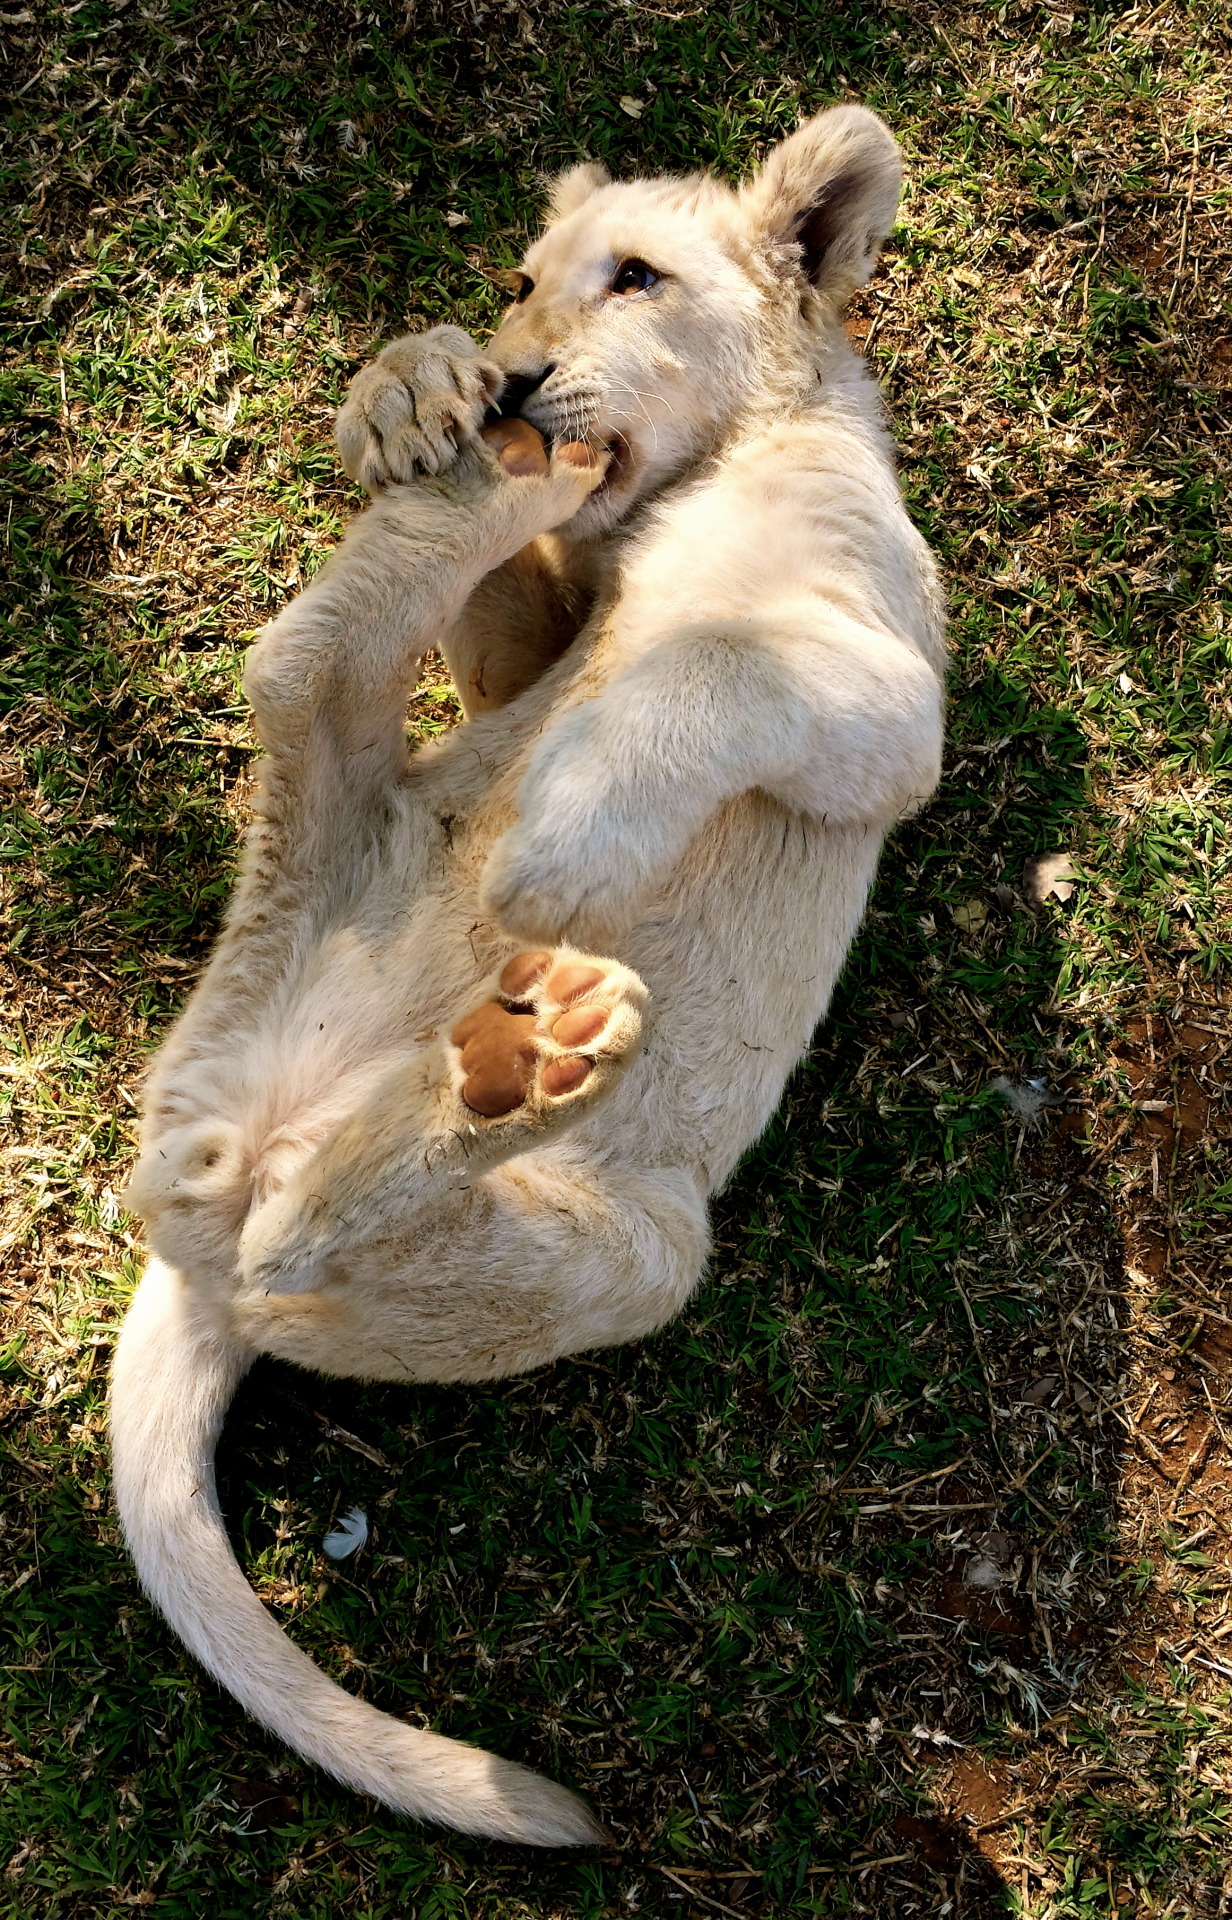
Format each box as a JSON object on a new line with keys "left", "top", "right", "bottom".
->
{"left": 947, "top": 1753, "right": 1009, "bottom": 1829}
{"left": 933, "top": 1570, "right": 1033, "bottom": 1641}
{"left": 1086, "top": 994, "right": 1232, "bottom": 1691}
{"left": 927, "top": 1753, "right": 1017, "bottom": 1883}
{"left": 1103, "top": 1003, "right": 1230, "bottom": 1285}
{"left": 889, "top": 1800, "right": 1011, "bottom": 1916}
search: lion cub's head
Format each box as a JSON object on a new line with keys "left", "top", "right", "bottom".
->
{"left": 487, "top": 105, "right": 901, "bottom": 533}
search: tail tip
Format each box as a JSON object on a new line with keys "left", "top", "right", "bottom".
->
{"left": 475, "top": 1763, "right": 612, "bottom": 1848}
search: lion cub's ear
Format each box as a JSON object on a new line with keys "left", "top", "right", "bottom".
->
{"left": 740, "top": 106, "right": 901, "bottom": 306}
{"left": 547, "top": 159, "right": 612, "bottom": 222}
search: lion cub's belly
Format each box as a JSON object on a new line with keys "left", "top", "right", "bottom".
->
{"left": 236, "top": 730, "right": 525, "bottom": 1133}
{"left": 240, "top": 831, "right": 507, "bottom": 1192}
{"left": 137, "top": 762, "right": 515, "bottom": 1276}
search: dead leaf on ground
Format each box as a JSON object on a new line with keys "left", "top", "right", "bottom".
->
{"left": 281, "top": 284, "right": 313, "bottom": 337}
{"left": 951, "top": 897, "right": 988, "bottom": 934}
{"left": 1023, "top": 852, "right": 1080, "bottom": 905}
{"left": 1022, "top": 1374, "right": 1061, "bottom": 1405}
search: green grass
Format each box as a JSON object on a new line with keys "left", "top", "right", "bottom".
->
{"left": 2, "top": 3, "right": 1232, "bottom": 1916}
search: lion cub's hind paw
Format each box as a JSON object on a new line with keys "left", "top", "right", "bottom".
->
{"left": 233, "top": 951, "right": 647, "bottom": 1299}
{"left": 450, "top": 949, "right": 645, "bottom": 1127}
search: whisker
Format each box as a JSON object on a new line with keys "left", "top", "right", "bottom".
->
{"left": 623, "top": 379, "right": 677, "bottom": 421}
{"left": 610, "top": 382, "right": 662, "bottom": 456}
{"left": 539, "top": 388, "right": 600, "bottom": 447}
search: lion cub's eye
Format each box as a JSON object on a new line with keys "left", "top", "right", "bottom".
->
{"left": 515, "top": 274, "right": 535, "bottom": 303}
{"left": 611, "top": 258, "right": 660, "bottom": 296}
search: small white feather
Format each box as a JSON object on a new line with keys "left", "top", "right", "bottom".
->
{"left": 322, "top": 1506, "right": 369, "bottom": 1559}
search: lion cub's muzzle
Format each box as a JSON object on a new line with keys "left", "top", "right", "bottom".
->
{"left": 489, "top": 358, "right": 627, "bottom": 496}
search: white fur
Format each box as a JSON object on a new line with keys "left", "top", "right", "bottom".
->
{"left": 111, "top": 107, "right": 945, "bottom": 1846}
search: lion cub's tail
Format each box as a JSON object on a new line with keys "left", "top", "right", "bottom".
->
{"left": 109, "top": 1260, "right": 604, "bottom": 1847}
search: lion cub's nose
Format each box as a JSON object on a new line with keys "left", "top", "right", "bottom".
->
{"left": 497, "top": 365, "right": 556, "bottom": 418}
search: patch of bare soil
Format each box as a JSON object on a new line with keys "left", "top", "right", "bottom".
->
{"left": 1098, "top": 994, "right": 1232, "bottom": 1685}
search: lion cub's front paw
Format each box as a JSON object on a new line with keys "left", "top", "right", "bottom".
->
{"left": 479, "top": 824, "right": 650, "bottom": 950}
{"left": 335, "top": 325, "right": 504, "bottom": 491}
{"left": 434, "top": 433, "right": 612, "bottom": 568}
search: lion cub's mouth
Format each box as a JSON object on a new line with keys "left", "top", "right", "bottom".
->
{"left": 594, "top": 431, "right": 631, "bottom": 493}
{"left": 489, "top": 401, "right": 631, "bottom": 496}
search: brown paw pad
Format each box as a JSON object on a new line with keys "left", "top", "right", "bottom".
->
{"left": 552, "top": 1006, "right": 606, "bottom": 1048}
{"left": 541, "top": 1056, "right": 593, "bottom": 1098}
{"left": 545, "top": 963, "right": 603, "bottom": 1004}
{"left": 450, "top": 1002, "right": 538, "bottom": 1118}
{"left": 498, "top": 950, "right": 552, "bottom": 998}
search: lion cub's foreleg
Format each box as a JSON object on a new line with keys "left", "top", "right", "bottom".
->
{"left": 334, "top": 327, "right": 594, "bottom": 717}
{"left": 482, "top": 607, "right": 944, "bottom": 949}
{"left": 473, "top": 425, "right": 946, "bottom": 949}
{"left": 190, "top": 432, "right": 611, "bottom": 1014}
{"left": 242, "top": 437, "right": 608, "bottom": 867}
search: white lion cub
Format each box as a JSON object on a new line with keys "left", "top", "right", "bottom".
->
{"left": 111, "top": 107, "right": 945, "bottom": 1847}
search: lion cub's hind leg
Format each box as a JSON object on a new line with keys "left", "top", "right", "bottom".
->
{"left": 125, "top": 1114, "right": 254, "bottom": 1281}
{"left": 238, "top": 948, "right": 646, "bottom": 1298}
